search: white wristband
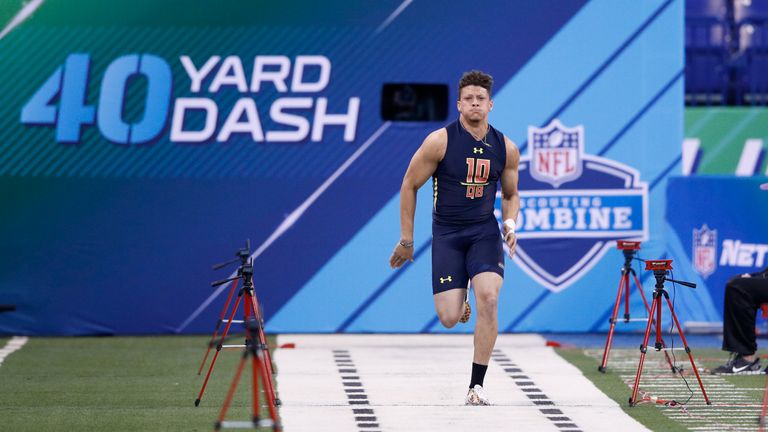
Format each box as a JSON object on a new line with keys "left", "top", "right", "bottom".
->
{"left": 504, "top": 218, "right": 516, "bottom": 233}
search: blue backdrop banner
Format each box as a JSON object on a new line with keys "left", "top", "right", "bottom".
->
{"left": 664, "top": 176, "right": 768, "bottom": 325}
{"left": 0, "top": 0, "right": 688, "bottom": 335}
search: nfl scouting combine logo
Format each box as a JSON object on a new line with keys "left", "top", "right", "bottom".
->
{"left": 692, "top": 225, "right": 717, "bottom": 278}
{"left": 498, "top": 119, "right": 649, "bottom": 292}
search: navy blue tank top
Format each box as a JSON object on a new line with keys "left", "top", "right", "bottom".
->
{"left": 432, "top": 119, "right": 507, "bottom": 226}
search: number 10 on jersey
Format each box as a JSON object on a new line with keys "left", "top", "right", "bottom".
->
{"left": 465, "top": 158, "right": 490, "bottom": 199}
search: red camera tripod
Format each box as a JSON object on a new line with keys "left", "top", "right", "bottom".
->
{"left": 197, "top": 242, "right": 252, "bottom": 376}
{"left": 195, "top": 242, "right": 280, "bottom": 416}
{"left": 214, "top": 289, "right": 282, "bottom": 431}
{"left": 599, "top": 241, "right": 673, "bottom": 373}
{"left": 628, "top": 260, "right": 711, "bottom": 406}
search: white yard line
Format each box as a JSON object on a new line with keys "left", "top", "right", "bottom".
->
{"left": 0, "top": 336, "right": 28, "bottom": 367}
{"left": 585, "top": 347, "right": 765, "bottom": 431}
{"left": 274, "top": 334, "right": 650, "bottom": 432}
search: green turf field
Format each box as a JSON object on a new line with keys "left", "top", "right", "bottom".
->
{"left": 557, "top": 346, "right": 765, "bottom": 432}
{"left": 0, "top": 336, "right": 277, "bottom": 432}
{"left": 0, "top": 336, "right": 764, "bottom": 431}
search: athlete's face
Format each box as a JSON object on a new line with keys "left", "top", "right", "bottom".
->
{"left": 457, "top": 85, "right": 493, "bottom": 123}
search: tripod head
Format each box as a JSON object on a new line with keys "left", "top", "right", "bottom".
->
{"left": 211, "top": 239, "right": 251, "bottom": 271}
{"left": 617, "top": 240, "right": 641, "bottom": 251}
{"left": 211, "top": 258, "right": 254, "bottom": 288}
{"left": 617, "top": 240, "right": 641, "bottom": 272}
{"left": 644, "top": 259, "right": 697, "bottom": 290}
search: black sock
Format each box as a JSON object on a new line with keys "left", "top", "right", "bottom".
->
{"left": 469, "top": 362, "right": 488, "bottom": 388}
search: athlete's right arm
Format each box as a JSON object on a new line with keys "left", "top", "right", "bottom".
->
{"left": 389, "top": 129, "right": 447, "bottom": 269}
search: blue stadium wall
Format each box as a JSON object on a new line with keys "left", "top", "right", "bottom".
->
{"left": 0, "top": 0, "right": 693, "bottom": 335}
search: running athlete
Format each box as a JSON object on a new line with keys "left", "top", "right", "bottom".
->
{"left": 389, "top": 70, "right": 520, "bottom": 406}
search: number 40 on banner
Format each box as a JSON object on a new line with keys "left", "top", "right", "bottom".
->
{"left": 20, "top": 53, "right": 171, "bottom": 144}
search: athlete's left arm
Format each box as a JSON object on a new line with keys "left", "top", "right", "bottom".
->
{"left": 500, "top": 136, "right": 520, "bottom": 258}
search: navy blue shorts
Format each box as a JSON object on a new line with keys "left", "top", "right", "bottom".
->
{"left": 431, "top": 217, "right": 504, "bottom": 294}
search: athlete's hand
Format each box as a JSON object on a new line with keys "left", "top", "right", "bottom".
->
{"left": 504, "top": 230, "right": 517, "bottom": 258}
{"left": 389, "top": 240, "right": 414, "bottom": 269}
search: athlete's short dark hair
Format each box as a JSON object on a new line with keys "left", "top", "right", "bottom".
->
{"left": 458, "top": 70, "right": 493, "bottom": 99}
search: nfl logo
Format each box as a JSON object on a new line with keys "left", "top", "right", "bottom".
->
{"left": 692, "top": 225, "right": 717, "bottom": 278}
{"left": 528, "top": 119, "right": 584, "bottom": 187}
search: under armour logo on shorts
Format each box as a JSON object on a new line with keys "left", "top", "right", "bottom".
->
{"left": 440, "top": 276, "right": 453, "bottom": 283}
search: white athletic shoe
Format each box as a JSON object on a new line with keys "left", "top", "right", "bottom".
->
{"left": 465, "top": 384, "right": 490, "bottom": 406}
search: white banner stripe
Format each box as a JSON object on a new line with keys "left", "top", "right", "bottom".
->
{"left": 736, "top": 138, "right": 764, "bottom": 176}
{"left": 375, "top": 0, "right": 413, "bottom": 35}
{"left": 0, "top": 0, "right": 44, "bottom": 41}
{"left": 175, "top": 122, "right": 392, "bottom": 332}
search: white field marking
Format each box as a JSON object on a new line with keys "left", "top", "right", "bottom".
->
{"left": 0, "top": 337, "right": 28, "bottom": 367}
{"left": 667, "top": 408, "right": 764, "bottom": 413}
{"left": 669, "top": 409, "right": 761, "bottom": 415}
{"left": 0, "top": 0, "right": 44, "bottom": 41}
{"left": 682, "top": 138, "right": 701, "bottom": 175}
{"left": 274, "top": 334, "right": 650, "bottom": 432}
{"left": 175, "top": 122, "right": 392, "bottom": 332}
{"left": 639, "top": 382, "right": 753, "bottom": 387}
{"left": 736, "top": 138, "right": 764, "bottom": 176}
{"left": 670, "top": 414, "right": 754, "bottom": 423}
{"left": 375, "top": 0, "right": 412, "bottom": 35}
{"left": 690, "top": 429, "right": 757, "bottom": 432}
{"left": 584, "top": 347, "right": 764, "bottom": 431}
{"left": 687, "top": 429, "right": 751, "bottom": 432}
